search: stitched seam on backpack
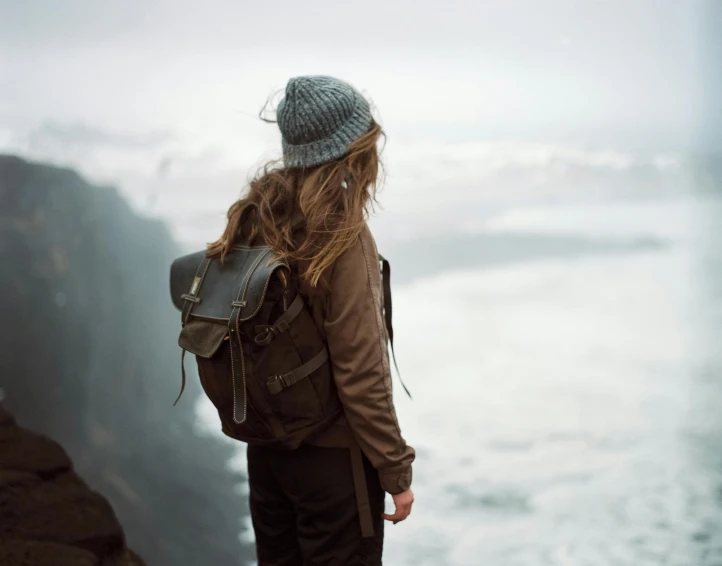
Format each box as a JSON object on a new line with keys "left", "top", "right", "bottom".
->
{"left": 183, "top": 257, "right": 212, "bottom": 326}
{"left": 229, "top": 324, "right": 238, "bottom": 423}
{"left": 241, "top": 262, "right": 289, "bottom": 321}
{"left": 239, "top": 249, "right": 269, "bottom": 304}
{"left": 360, "top": 235, "right": 403, "bottom": 438}
{"left": 238, "top": 314, "right": 248, "bottom": 424}
{"left": 231, "top": 245, "right": 271, "bottom": 251}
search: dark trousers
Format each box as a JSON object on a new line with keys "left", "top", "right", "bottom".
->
{"left": 247, "top": 444, "right": 385, "bottom": 566}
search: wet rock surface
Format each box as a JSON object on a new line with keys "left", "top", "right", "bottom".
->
{"left": 0, "top": 406, "right": 145, "bottom": 566}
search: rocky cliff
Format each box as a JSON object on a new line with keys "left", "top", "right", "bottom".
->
{"left": 0, "top": 405, "right": 146, "bottom": 566}
{"left": 0, "top": 155, "right": 253, "bottom": 565}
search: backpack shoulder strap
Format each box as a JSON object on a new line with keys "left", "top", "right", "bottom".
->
{"left": 378, "top": 254, "right": 412, "bottom": 400}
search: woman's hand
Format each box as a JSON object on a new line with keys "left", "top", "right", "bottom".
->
{"left": 382, "top": 488, "right": 414, "bottom": 524}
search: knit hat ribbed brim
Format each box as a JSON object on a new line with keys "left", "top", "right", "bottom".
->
{"left": 276, "top": 76, "right": 373, "bottom": 168}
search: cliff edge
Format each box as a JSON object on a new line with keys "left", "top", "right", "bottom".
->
{"left": 0, "top": 404, "right": 145, "bottom": 566}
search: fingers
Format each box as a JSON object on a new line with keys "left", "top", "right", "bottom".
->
{"left": 381, "top": 511, "right": 401, "bottom": 523}
{"left": 382, "top": 488, "right": 415, "bottom": 524}
{"left": 382, "top": 501, "right": 413, "bottom": 524}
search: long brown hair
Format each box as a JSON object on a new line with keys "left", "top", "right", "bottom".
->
{"left": 207, "top": 121, "right": 385, "bottom": 287}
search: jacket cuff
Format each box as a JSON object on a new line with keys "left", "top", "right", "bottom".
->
{"left": 379, "top": 467, "right": 413, "bottom": 495}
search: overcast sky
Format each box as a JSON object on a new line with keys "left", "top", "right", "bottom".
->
{"left": 1, "top": 0, "right": 719, "bottom": 244}
{"left": 2, "top": 0, "right": 718, "bottom": 146}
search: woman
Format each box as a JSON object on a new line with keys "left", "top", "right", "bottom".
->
{"left": 208, "top": 75, "right": 415, "bottom": 565}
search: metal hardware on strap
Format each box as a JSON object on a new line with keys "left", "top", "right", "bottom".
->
{"left": 254, "top": 294, "right": 305, "bottom": 346}
{"left": 266, "top": 348, "right": 329, "bottom": 395}
{"left": 231, "top": 300, "right": 247, "bottom": 308}
{"left": 379, "top": 254, "right": 412, "bottom": 400}
{"left": 174, "top": 255, "right": 212, "bottom": 407}
{"left": 266, "top": 375, "right": 286, "bottom": 395}
{"left": 181, "top": 256, "right": 212, "bottom": 326}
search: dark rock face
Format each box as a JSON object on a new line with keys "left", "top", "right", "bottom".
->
{"left": 0, "top": 155, "right": 253, "bottom": 565}
{"left": 0, "top": 406, "right": 145, "bottom": 566}
{"left": 0, "top": 540, "right": 99, "bottom": 566}
{"left": 0, "top": 425, "right": 71, "bottom": 478}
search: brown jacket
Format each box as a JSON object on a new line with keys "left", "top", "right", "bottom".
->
{"left": 295, "top": 223, "right": 415, "bottom": 495}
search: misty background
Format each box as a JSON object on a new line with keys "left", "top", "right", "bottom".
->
{"left": 1, "top": 1, "right": 721, "bottom": 565}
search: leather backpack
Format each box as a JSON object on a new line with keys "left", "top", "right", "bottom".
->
{"left": 169, "top": 228, "right": 408, "bottom": 450}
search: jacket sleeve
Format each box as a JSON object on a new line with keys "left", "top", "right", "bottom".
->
{"left": 324, "top": 224, "right": 415, "bottom": 494}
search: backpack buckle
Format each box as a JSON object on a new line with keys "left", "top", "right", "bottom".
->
{"left": 267, "top": 375, "right": 286, "bottom": 395}
{"left": 255, "top": 325, "right": 275, "bottom": 346}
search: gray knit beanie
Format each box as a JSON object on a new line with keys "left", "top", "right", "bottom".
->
{"left": 276, "top": 75, "right": 373, "bottom": 168}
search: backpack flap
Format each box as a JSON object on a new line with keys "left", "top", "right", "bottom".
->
{"left": 170, "top": 246, "right": 289, "bottom": 322}
{"left": 178, "top": 319, "right": 228, "bottom": 358}
{"left": 170, "top": 249, "right": 208, "bottom": 312}
{"left": 169, "top": 245, "right": 290, "bottom": 410}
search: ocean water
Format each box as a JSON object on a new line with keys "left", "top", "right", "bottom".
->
{"left": 190, "top": 193, "right": 722, "bottom": 566}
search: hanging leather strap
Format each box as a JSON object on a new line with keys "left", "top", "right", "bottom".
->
{"left": 378, "top": 254, "right": 412, "bottom": 400}
{"left": 350, "top": 438, "right": 375, "bottom": 538}
{"left": 266, "top": 348, "right": 329, "bottom": 395}
{"left": 181, "top": 256, "right": 212, "bottom": 326}
{"left": 254, "top": 293, "right": 305, "bottom": 346}
{"left": 174, "top": 349, "right": 187, "bottom": 407}
{"left": 174, "top": 255, "right": 213, "bottom": 406}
